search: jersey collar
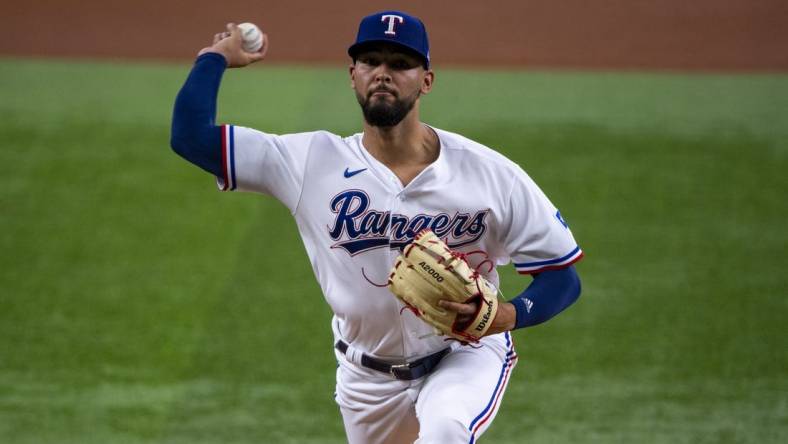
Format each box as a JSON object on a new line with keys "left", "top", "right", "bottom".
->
{"left": 356, "top": 124, "right": 448, "bottom": 192}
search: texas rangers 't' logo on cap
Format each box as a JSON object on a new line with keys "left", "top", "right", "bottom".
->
{"left": 381, "top": 14, "right": 404, "bottom": 35}
{"left": 348, "top": 10, "right": 431, "bottom": 68}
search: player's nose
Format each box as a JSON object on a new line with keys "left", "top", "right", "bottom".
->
{"left": 372, "top": 65, "right": 393, "bottom": 83}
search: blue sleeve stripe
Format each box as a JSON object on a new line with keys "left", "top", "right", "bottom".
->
{"left": 514, "top": 246, "right": 582, "bottom": 269}
{"left": 229, "top": 125, "right": 237, "bottom": 190}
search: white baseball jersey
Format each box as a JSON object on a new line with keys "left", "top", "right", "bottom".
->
{"left": 216, "top": 124, "right": 582, "bottom": 359}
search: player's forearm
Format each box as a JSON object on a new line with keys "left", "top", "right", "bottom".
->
{"left": 170, "top": 52, "right": 227, "bottom": 177}
{"left": 509, "top": 265, "right": 581, "bottom": 329}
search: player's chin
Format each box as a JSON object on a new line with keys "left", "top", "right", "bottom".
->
{"left": 366, "top": 100, "right": 390, "bottom": 113}
{"left": 360, "top": 94, "right": 415, "bottom": 127}
{"left": 363, "top": 104, "right": 399, "bottom": 125}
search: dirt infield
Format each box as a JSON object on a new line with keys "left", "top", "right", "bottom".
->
{"left": 2, "top": 0, "right": 786, "bottom": 71}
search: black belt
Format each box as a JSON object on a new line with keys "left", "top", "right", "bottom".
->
{"left": 335, "top": 340, "right": 450, "bottom": 381}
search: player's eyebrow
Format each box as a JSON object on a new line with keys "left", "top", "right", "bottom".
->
{"left": 358, "top": 51, "right": 420, "bottom": 69}
{"left": 357, "top": 51, "right": 382, "bottom": 60}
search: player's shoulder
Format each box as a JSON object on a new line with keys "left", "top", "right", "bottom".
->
{"left": 232, "top": 126, "right": 341, "bottom": 141}
{"left": 256, "top": 129, "right": 350, "bottom": 152}
{"left": 280, "top": 129, "right": 344, "bottom": 144}
{"left": 433, "top": 127, "right": 524, "bottom": 174}
{"left": 311, "top": 130, "right": 363, "bottom": 151}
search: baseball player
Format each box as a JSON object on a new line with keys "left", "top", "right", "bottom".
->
{"left": 171, "top": 11, "right": 583, "bottom": 444}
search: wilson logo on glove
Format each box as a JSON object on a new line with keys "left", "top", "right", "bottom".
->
{"left": 475, "top": 300, "right": 494, "bottom": 332}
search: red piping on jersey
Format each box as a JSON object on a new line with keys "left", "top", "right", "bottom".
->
{"left": 516, "top": 252, "right": 584, "bottom": 275}
{"left": 220, "top": 125, "right": 229, "bottom": 191}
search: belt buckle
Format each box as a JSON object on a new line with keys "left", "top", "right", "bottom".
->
{"left": 389, "top": 363, "right": 412, "bottom": 380}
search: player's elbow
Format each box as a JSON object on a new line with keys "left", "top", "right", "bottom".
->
{"left": 171, "top": 104, "right": 184, "bottom": 151}
{"left": 169, "top": 131, "right": 211, "bottom": 174}
{"left": 170, "top": 131, "right": 195, "bottom": 160}
{"left": 170, "top": 131, "right": 185, "bottom": 156}
{"left": 169, "top": 122, "right": 211, "bottom": 161}
{"left": 169, "top": 124, "right": 224, "bottom": 177}
{"left": 170, "top": 118, "right": 195, "bottom": 158}
{"left": 170, "top": 102, "right": 206, "bottom": 158}
{"left": 565, "top": 265, "right": 582, "bottom": 305}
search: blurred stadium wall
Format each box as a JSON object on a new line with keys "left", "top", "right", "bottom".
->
{"left": 1, "top": 0, "right": 786, "bottom": 71}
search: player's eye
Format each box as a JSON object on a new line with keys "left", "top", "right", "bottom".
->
{"left": 358, "top": 55, "right": 381, "bottom": 66}
{"left": 390, "top": 60, "right": 410, "bottom": 70}
{"left": 390, "top": 56, "right": 420, "bottom": 70}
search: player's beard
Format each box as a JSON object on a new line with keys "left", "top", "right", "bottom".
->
{"left": 357, "top": 88, "right": 419, "bottom": 127}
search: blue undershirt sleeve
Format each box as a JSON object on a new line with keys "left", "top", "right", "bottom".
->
{"left": 509, "top": 265, "right": 581, "bottom": 329}
{"left": 170, "top": 52, "right": 228, "bottom": 177}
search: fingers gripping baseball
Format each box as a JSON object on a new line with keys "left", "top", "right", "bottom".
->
{"left": 198, "top": 23, "right": 268, "bottom": 68}
{"left": 213, "top": 32, "right": 229, "bottom": 45}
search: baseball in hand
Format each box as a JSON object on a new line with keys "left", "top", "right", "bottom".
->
{"left": 238, "top": 22, "right": 264, "bottom": 53}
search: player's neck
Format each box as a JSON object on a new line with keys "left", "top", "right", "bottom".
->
{"left": 361, "top": 111, "right": 439, "bottom": 169}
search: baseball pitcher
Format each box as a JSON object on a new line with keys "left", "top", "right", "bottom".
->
{"left": 171, "top": 10, "right": 583, "bottom": 443}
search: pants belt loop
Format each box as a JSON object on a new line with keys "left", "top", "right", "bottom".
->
{"left": 343, "top": 342, "right": 365, "bottom": 367}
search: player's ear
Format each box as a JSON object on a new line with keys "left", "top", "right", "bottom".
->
{"left": 420, "top": 70, "right": 434, "bottom": 95}
{"left": 349, "top": 63, "right": 356, "bottom": 88}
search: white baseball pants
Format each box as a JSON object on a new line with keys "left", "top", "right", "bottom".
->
{"left": 335, "top": 332, "right": 518, "bottom": 444}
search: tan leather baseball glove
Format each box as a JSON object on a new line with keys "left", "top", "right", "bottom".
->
{"left": 388, "top": 229, "right": 499, "bottom": 343}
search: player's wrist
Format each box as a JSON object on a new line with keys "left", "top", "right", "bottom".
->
{"left": 510, "top": 297, "right": 532, "bottom": 330}
{"left": 487, "top": 302, "right": 517, "bottom": 335}
{"left": 495, "top": 302, "right": 517, "bottom": 332}
{"left": 196, "top": 50, "right": 229, "bottom": 68}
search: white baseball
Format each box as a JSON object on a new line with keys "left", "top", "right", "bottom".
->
{"left": 238, "top": 22, "right": 264, "bottom": 53}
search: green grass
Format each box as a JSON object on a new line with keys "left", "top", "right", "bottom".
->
{"left": 1, "top": 57, "right": 786, "bottom": 443}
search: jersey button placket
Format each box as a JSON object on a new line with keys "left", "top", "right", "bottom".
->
{"left": 386, "top": 192, "right": 411, "bottom": 357}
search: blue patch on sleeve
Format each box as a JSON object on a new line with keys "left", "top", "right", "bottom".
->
{"left": 555, "top": 210, "right": 569, "bottom": 229}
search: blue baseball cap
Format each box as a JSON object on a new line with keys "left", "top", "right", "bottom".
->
{"left": 348, "top": 10, "right": 430, "bottom": 68}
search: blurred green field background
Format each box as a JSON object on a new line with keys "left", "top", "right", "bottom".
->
{"left": 1, "top": 58, "right": 786, "bottom": 443}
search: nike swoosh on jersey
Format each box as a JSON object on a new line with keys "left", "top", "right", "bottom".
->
{"left": 343, "top": 167, "right": 367, "bottom": 178}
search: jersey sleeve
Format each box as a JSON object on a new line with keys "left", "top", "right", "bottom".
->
{"left": 501, "top": 167, "right": 584, "bottom": 274}
{"left": 216, "top": 124, "right": 315, "bottom": 214}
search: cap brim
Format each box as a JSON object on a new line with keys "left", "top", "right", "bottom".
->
{"left": 348, "top": 40, "right": 429, "bottom": 68}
